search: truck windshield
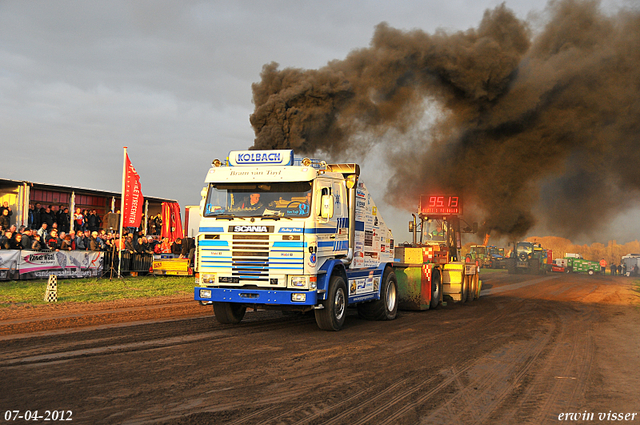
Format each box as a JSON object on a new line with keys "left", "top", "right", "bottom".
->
{"left": 516, "top": 243, "right": 533, "bottom": 255}
{"left": 204, "top": 182, "right": 313, "bottom": 218}
{"left": 425, "top": 219, "right": 446, "bottom": 242}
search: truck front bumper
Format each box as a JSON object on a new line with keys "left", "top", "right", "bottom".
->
{"left": 195, "top": 287, "right": 319, "bottom": 306}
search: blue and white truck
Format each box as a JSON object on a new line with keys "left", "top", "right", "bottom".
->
{"left": 194, "top": 150, "right": 477, "bottom": 330}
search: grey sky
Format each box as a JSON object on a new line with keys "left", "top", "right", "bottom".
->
{"left": 1, "top": 0, "right": 636, "bottom": 245}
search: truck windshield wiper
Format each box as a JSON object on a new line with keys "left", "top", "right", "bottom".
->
{"left": 213, "top": 215, "right": 245, "bottom": 220}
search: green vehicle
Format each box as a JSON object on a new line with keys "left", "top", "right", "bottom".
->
{"left": 466, "top": 245, "right": 489, "bottom": 267}
{"left": 564, "top": 254, "right": 600, "bottom": 276}
{"left": 506, "top": 241, "right": 550, "bottom": 275}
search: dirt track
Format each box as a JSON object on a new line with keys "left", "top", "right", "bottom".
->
{"left": 1, "top": 272, "right": 639, "bottom": 424}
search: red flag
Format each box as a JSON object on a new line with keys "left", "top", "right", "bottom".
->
{"left": 161, "top": 202, "right": 184, "bottom": 242}
{"left": 123, "top": 153, "right": 143, "bottom": 228}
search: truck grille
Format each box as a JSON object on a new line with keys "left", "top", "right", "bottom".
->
{"left": 232, "top": 235, "right": 270, "bottom": 281}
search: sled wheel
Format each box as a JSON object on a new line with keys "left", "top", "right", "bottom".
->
{"left": 430, "top": 269, "right": 442, "bottom": 309}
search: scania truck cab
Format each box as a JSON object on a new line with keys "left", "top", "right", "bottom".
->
{"left": 194, "top": 150, "right": 396, "bottom": 331}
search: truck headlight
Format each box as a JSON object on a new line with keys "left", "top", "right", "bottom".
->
{"left": 201, "top": 273, "right": 216, "bottom": 284}
{"left": 199, "top": 289, "right": 212, "bottom": 299}
{"left": 288, "top": 276, "right": 309, "bottom": 289}
{"left": 291, "top": 293, "right": 307, "bottom": 302}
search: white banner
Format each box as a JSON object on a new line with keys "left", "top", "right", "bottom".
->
{"left": 18, "top": 250, "right": 103, "bottom": 279}
{"left": 0, "top": 250, "right": 21, "bottom": 280}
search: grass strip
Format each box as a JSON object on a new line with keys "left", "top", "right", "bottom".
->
{"left": 0, "top": 275, "right": 196, "bottom": 307}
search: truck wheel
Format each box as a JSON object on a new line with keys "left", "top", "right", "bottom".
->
{"left": 430, "top": 269, "right": 442, "bottom": 309}
{"left": 460, "top": 275, "right": 469, "bottom": 303}
{"left": 474, "top": 274, "right": 481, "bottom": 299}
{"left": 315, "top": 275, "right": 347, "bottom": 331}
{"left": 212, "top": 302, "right": 246, "bottom": 324}
{"left": 565, "top": 267, "right": 572, "bottom": 274}
{"left": 530, "top": 259, "right": 540, "bottom": 275}
{"left": 588, "top": 269, "right": 594, "bottom": 276}
{"left": 357, "top": 268, "right": 398, "bottom": 321}
{"left": 467, "top": 274, "right": 477, "bottom": 302}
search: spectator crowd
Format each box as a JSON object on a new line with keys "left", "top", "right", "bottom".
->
{"left": 0, "top": 202, "right": 193, "bottom": 260}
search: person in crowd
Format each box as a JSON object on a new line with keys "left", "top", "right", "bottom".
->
{"left": 0, "top": 209, "right": 10, "bottom": 231}
{"left": 610, "top": 263, "right": 617, "bottom": 276}
{"left": 37, "top": 222, "right": 49, "bottom": 240}
{"left": 89, "top": 231, "right": 102, "bottom": 251}
{"left": 32, "top": 203, "right": 42, "bottom": 230}
{"left": 171, "top": 238, "right": 183, "bottom": 256}
{"left": 124, "top": 233, "right": 136, "bottom": 253}
{"left": 60, "top": 233, "right": 74, "bottom": 251}
{"left": 19, "top": 228, "right": 32, "bottom": 250}
{"left": 135, "top": 236, "right": 153, "bottom": 255}
{"left": 153, "top": 214, "right": 162, "bottom": 235}
{"left": 46, "top": 229, "right": 60, "bottom": 251}
{"left": 67, "top": 230, "right": 76, "bottom": 249}
{"left": 181, "top": 237, "right": 196, "bottom": 264}
{"left": 0, "top": 230, "right": 12, "bottom": 249}
{"left": 10, "top": 233, "right": 24, "bottom": 250}
{"left": 147, "top": 235, "right": 160, "bottom": 253}
{"left": 28, "top": 204, "right": 36, "bottom": 229}
{"left": 73, "top": 207, "right": 84, "bottom": 232}
{"left": 87, "top": 210, "right": 101, "bottom": 232}
{"left": 618, "top": 264, "right": 623, "bottom": 275}
{"left": 0, "top": 201, "right": 12, "bottom": 220}
{"left": 75, "top": 230, "right": 87, "bottom": 251}
{"left": 31, "top": 234, "right": 43, "bottom": 251}
{"left": 159, "top": 237, "right": 172, "bottom": 254}
{"left": 634, "top": 264, "right": 639, "bottom": 277}
{"left": 41, "top": 206, "right": 55, "bottom": 228}
{"left": 58, "top": 207, "right": 71, "bottom": 233}
{"left": 96, "top": 231, "right": 106, "bottom": 250}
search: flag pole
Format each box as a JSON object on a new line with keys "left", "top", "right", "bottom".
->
{"left": 118, "top": 147, "right": 127, "bottom": 277}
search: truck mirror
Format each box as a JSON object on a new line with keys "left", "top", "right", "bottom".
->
{"left": 409, "top": 221, "right": 414, "bottom": 232}
{"left": 472, "top": 222, "right": 478, "bottom": 234}
{"left": 321, "top": 194, "right": 334, "bottom": 219}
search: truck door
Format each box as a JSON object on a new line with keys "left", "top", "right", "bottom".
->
{"left": 315, "top": 179, "right": 347, "bottom": 259}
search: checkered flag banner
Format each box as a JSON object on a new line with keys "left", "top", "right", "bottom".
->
{"left": 44, "top": 275, "right": 58, "bottom": 303}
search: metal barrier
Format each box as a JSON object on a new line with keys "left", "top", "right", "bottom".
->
{"left": 102, "top": 250, "right": 153, "bottom": 276}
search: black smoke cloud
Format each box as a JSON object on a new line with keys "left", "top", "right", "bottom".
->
{"left": 250, "top": 0, "right": 640, "bottom": 240}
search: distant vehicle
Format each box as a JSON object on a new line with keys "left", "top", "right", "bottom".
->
{"left": 621, "top": 254, "right": 640, "bottom": 276}
{"left": 506, "top": 241, "right": 552, "bottom": 275}
{"left": 466, "top": 245, "right": 505, "bottom": 268}
{"left": 557, "top": 254, "right": 600, "bottom": 276}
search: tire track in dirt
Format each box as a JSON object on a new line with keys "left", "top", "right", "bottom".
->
{"left": 0, "top": 312, "right": 315, "bottom": 368}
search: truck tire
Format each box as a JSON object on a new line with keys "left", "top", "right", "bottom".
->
{"left": 460, "top": 275, "right": 468, "bottom": 303}
{"left": 565, "top": 267, "right": 572, "bottom": 273}
{"left": 530, "top": 259, "right": 540, "bottom": 275}
{"left": 506, "top": 259, "right": 516, "bottom": 275}
{"left": 315, "top": 275, "right": 347, "bottom": 331}
{"left": 212, "top": 302, "right": 246, "bottom": 324}
{"left": 588, "top": 269, "right": 595, "bottom": 276}
{"left": 430, "top": 269, "right": 442, "bottom": 309}
{"left": 357, "top": 268, "right": 398, "bottom": 321}
{"left": 467, "top": 273, "right": 477, "bottom": 302}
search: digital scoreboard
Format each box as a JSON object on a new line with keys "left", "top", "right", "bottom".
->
{"left": 420, "top": 195, "right": 462, "bottom": 216}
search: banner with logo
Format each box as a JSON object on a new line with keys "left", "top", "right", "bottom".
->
{"left": 123, "top": 151, "right": 144, "bottom": 228}
{"left": 0, "top": 250, "right": 21, "bottom": 280}
{"left": 18, "top": 250, "right": 103, "bottom": 280}
{"left": 161, "top": 202, "right": 184, "bottom": 243}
